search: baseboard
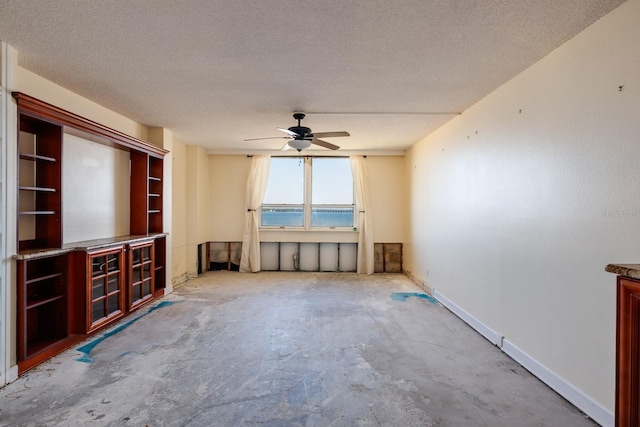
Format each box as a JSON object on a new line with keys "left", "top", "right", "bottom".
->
{"left": 502, "top": 339, "right": 613, "bottom": 427}
{"left": 432, "top": 289, "right": 502, "bottom": 346}
{"left": 4, "top": 364, "right": 18, "bottom": 386}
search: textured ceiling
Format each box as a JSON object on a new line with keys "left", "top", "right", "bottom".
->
{"left": 0, "top": 0, "right": 626, "bottom": 153}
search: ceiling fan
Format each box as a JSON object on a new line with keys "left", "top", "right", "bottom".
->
{"left": 244, "top": 112, "right": 350, "bottom": 151}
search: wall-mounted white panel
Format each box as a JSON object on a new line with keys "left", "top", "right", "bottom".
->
{"left": 339, "top": 243, "right": 357, "bottom": 272}
{"left": 299, "top": 243, "right": 319, "bottom": 271}
{"left": 280, "top": 242, "right": 298, "bottom": 271}
{"left": 62, "top": 133, "right": 130, "bottom": 243}
{"left": 260, "top": 242, "right": 279, "bottom": 271}
{"left": 319, "top": 243, "right": 338, "bottom": 272}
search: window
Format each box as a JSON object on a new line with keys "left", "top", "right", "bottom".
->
{"left": 261, "top": 157, "right": 354, "bottom": 229}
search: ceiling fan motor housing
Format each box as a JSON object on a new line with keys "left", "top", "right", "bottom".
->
{"left": 290, "top": 112, "right": 310, "bottom": 138}
{"left": 289, "top": 125, "right": 311, "bottom": 138}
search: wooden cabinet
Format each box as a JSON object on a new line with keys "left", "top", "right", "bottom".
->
{"left": 616, "top": 276, "right": 640, "bottom": 427}
{"left": 16, "top": 254, "right": 69, "bottom": 371}
{"left": 86, "top": 246, "right": 125, "bottom": 332}
{"left": 130, "top": 153, "right": 164, "bottom": 235}
{"left": 17, "top": 113, "right": 62, "bottom": 252}
{"left": 128, "top": 240, "right": 154, "bottom": 310}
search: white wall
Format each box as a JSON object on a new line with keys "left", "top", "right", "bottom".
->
{"left": 208, "top": 155, "right": 406, "bottom": 244}
{"left": 62, "top": 133, "right": 130, "bottom": 243}
{"left": 404, "top": 1, "right": 639, "bottom": 424}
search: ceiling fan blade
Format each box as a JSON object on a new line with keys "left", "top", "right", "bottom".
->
{"left": 280, "top": 142, "right": 292, "bottom": 151}
{"left": 309, "top": 131, "right": 350, "bottom": 138}
{"left": 277, "top": 128, "right": 299, "bottom": 137}
{"left": 243, "top": 136, "right": 289, "bottom": 141}
{"left": 311, "top": 138, "right": 340, "bottom": 150}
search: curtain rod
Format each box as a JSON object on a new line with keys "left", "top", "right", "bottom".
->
{"left": 247, "top": 154, "right": 366, "bottom": 158}
{"left": 305, "top": 111, "right": 461, "bottom": 116}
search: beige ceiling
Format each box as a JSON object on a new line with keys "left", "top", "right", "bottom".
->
{"left": 0, "top": 0, "right": 626, "bottom": 154}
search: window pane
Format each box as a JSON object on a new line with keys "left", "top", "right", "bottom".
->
{"left": 311, "top": 207, "right": 354, "bottom": 227}
{"left": 261, "top": 206, "right": 304, "bottom": 227}
{"left": 92, "top": 300, "right": 105, "bottom": 321}
{"left": 107, "top": 294, "right": 120, "bottom": 314}
{"left": 92, "top": 278, "right": 105, "bottom": 299}
{"left": 312, "top": 158, "right": 353, "bottom": 204}
{"left": 263, "top": 157, "right": 303, "bottom": 204}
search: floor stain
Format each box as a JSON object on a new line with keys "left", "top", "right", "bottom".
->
{"left": 76, "top": 301, "right": 178, "bottom": 363}
{"left": 391, "top": 292, "right": 438, "bottom": 304}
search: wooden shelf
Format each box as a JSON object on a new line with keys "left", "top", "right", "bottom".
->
{"left": 25, "top": 335, "right": 67, "bottom": 357}
{"left": 26, "top": 295, "right": 64, "bottom": 310}
{"left": 25, "top": 272, "right": 63, "bottom": 285}
{"left": 19, "top": 153, "right": 56, "bottom": 162}
{"left": 148, "top": 176, "right": 161, "bottom": 181}
{"left": 19, "top": 211, "right": 56, "bottom": 215}
{"left": 19, "top": 186, "right": 57, "bottom": 192}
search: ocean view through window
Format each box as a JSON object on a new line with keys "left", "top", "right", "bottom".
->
{"left": 261, "top": 157, "right": 354, "bottom": 229}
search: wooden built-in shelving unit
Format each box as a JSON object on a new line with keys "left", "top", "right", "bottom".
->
{"left": 13, "top": 92, "right": 169, "bottom": 373}
{"left": 16, "top": 254, "right": 71, "bottom": 372}
{"left": 17, "top": 114, "right": 62, "bottom": 252}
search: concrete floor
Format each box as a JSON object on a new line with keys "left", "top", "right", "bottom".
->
{"left": 0, "top": 271, "right": 597, "bottom": 427}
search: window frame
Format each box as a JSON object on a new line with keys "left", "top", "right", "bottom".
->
{"left": 260, "top": 156, "right": 355, "bottom": 231}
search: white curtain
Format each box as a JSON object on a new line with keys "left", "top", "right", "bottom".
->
{"left": 350, "top": 156, "right": 374, "bottom": 274}
{"left": 239, "top": 155, "right": 271, "bottom": 272}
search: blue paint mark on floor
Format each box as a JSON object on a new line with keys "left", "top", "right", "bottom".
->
{"left": 76, "top": 300, "right": 178, "bottom": 363}
{"left": 391, "top": 292, "right": 438, "bottom": 305}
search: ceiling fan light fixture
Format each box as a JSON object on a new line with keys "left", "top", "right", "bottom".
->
{"left": 288, "top": 139, "right": 311, "bottom": 151}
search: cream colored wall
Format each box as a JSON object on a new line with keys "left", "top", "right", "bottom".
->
{"left": 15, "top": 67, "right": 148, "bottom": 141}
{"left": 185, "top": 145, "right": 210, "bottom": 276}
{"left": 208, "top": 155, "right": 251, "bottom": 241}
{"left": 171, "top": 140, "right": 188, "bottom": 283}
{"left": 171, "top": 142, "right": 211, "bottom": 282}
{"left": 405, "top": 0, "right": 639, "bottom": 420}
{"left": 208, "top": 155, "right": 405, "bottom": 244}
{"left": 366, "top": 156, "right": 406, "bottom": 243}
{"left": 62, "top": 133, "right": 130, "bottom": 243}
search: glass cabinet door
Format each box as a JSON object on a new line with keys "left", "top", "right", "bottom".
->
{"left": 87, "top": 247, "right": 124, "bottom": 331}
{"left": 129, "top": 241, "right": 154, "bottom": 310}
